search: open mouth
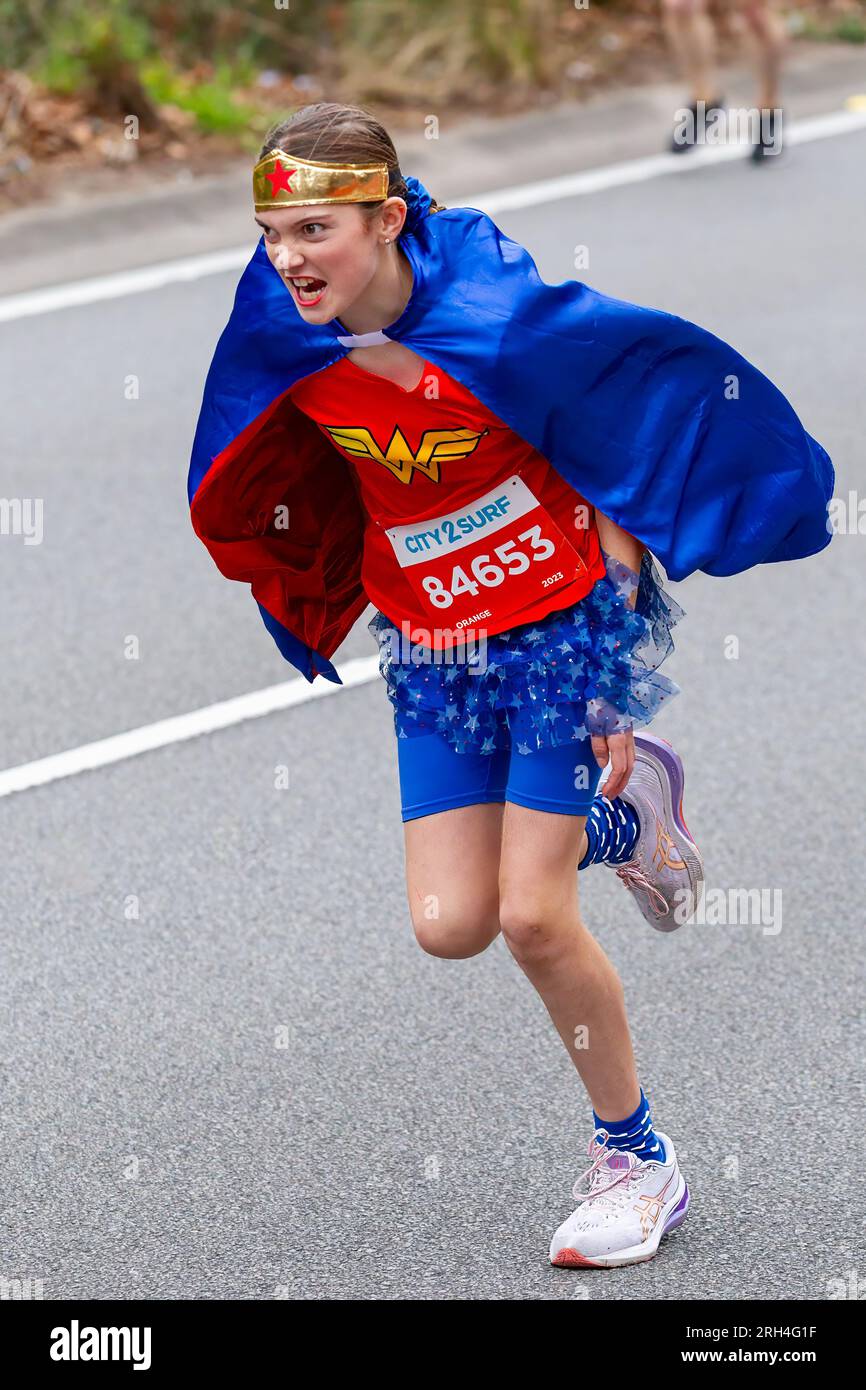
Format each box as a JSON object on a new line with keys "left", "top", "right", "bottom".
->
{"left": 287, "top": 276, "right": 328, "bottom": 306}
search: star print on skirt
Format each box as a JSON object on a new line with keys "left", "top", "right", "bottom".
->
{"left": 367, "top": 549, "right": 685, "bottom": 755}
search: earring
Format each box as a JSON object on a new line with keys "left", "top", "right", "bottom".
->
{"left": 383, "top": 238, "right": 391, "bottom": 244}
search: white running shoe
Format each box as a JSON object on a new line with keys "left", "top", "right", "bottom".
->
{"left": 549, "top": 1127, "right": 690, "bottom": 1268}
{"left": 604, "top": 733, "right": 703, "bottom": 931}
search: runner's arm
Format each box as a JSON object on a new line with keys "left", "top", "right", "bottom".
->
{"left": 593, "top": 509, "right": 646, "bottom": 608}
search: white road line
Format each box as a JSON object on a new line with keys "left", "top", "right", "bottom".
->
{"left": 0, "top": 656, "right": 380, "bottom": 799}
{"left": 0, "top": 246, "right": 251, "bottom": 324}
{"left": 473, "top": 107, "right": 866, "bottom": 212}
{"left": 1, "top": 107, "right": 864, "bottom": 325}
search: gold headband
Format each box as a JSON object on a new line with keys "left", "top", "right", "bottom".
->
{"left": 253, "top": 148, "right": 390, "bottom": 211}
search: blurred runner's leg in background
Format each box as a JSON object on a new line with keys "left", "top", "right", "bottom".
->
{"left": 661, "top": 0, "right": 720, "bottom": 106}
{"left": 661, "top": 0, "right": 726, "bottom": 151}
{"left": 736, "top": 0, "right": 788, "bottom": 112}
{"left": 737, "top": 0, "right": 789, "bottom": 159}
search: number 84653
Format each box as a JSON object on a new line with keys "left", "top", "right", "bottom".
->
{"left": 420, "top": 523, "right": 558, "bottom": 610}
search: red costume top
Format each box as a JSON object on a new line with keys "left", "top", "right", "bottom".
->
{"left": 290, "top": 355, "right": 606, "bottom": 647}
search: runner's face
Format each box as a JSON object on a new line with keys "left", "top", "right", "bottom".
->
{"left": 255, "top": 203, "right": 387, "bottom": 323}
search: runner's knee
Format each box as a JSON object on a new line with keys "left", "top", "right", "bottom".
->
{"left": 498, "top": 891, "right": 582, "bottom": 961}
{"left": 410, "top": 902, "right": 501, "bottom": 959}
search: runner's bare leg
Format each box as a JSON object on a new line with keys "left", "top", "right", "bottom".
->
{"left": 498, "top": 802, "right": 642, "bottom": 1120}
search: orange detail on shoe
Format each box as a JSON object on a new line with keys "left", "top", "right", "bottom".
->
{"left": 551, "top": 1247, "right": 605, "bottom": 1268}
{"left": 634, "top": 1191, "right": 665, "bottom": 1241}
{"left": 652, "top": 815, "right": 687, "bottom": 872}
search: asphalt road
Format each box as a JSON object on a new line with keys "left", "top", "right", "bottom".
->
{"left": 1, "top": 117, "right": 864, "bottom": 1301}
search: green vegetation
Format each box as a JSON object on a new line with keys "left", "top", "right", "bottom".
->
{"left": 24, "top": 2, "right": 151, "bottom": 96}
{"left": 825, "top": 15, "right": 866, "bottom": 42}
{"left": 2, "top": 0, "right": 864, "bottom": 141}
{"left": 141, "top": 59, "right": 263, "bottom": 138}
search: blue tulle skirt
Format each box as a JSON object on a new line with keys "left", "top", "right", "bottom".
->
{"left": 368, "top": 550, "right": 685, "bottom": 754}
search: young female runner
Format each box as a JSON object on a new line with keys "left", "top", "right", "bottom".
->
{"left": 188, "top": 103, "right": 833, "bottom": 1269}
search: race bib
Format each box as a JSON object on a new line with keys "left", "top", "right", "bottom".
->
{"left": 383, "top": 475, "right": 586, "bottom": 635}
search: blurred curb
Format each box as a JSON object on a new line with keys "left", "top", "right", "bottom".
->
{"left": 0, "top": 42, "right": 863, "bottom": 297}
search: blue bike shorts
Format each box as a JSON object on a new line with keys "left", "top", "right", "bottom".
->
{"left": 396, "top": 710, "right": 603, "bottom": 823}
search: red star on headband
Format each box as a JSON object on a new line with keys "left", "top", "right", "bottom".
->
{"left": 265, "top": 161, "right": 296, "bottom": 197}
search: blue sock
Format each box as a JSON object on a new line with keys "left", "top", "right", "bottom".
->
{"left": 578, "top": 795, "right": 639, "bottom": 870}
{"left": 592, "top": 1088, "right": 667, "bottom": 1164}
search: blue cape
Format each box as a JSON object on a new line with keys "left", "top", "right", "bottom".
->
{"left": 188, "top": 177, "right": 834, "bottom": 684}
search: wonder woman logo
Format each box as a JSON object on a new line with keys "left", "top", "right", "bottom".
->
{"left": 321, "top": 424, "right": 488, "bottom": 484}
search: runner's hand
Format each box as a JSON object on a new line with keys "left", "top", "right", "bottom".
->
{"left": 591, "top": 728, "right": 635, "bottom": 801}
